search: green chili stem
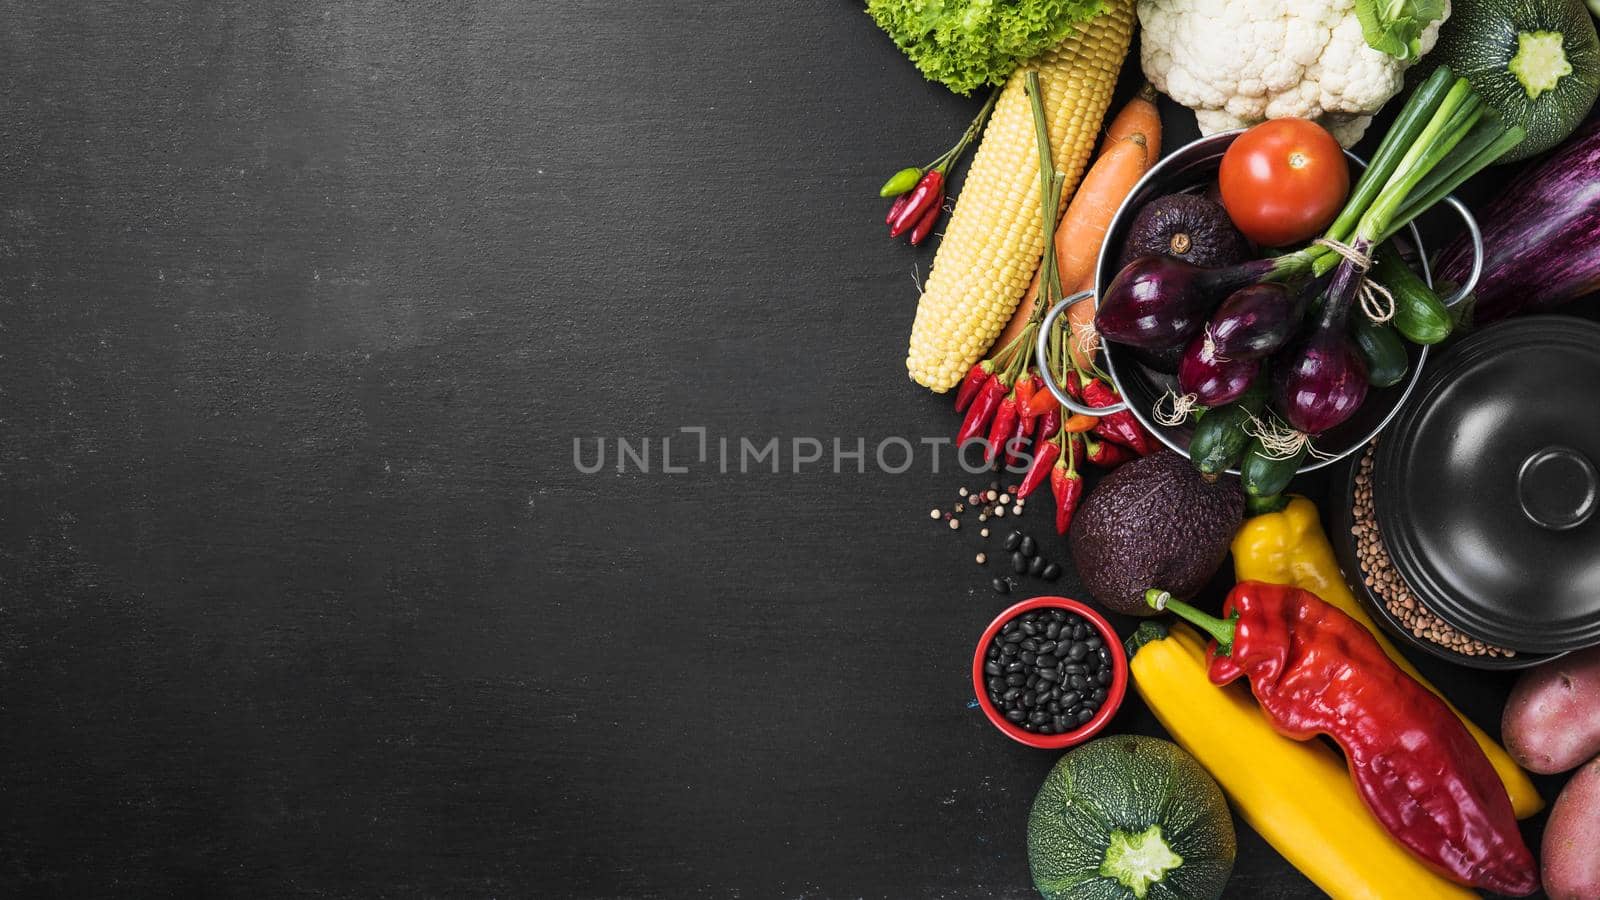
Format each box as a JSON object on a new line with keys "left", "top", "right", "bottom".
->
{"left": 1144, "top": 590, "right": 1239, "bottom": 655}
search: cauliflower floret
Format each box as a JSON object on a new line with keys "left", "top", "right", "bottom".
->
{"left": 1140, "top": 0, "right": 1448, "bottom": 146}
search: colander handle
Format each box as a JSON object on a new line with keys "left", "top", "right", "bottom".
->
{"left": 1435, "top": 195, "right": 1482, "bottom": 309}
{"left": 1035, "top": 291, "right": 1126, "bottom": 417}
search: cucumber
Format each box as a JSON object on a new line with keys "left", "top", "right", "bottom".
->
{"left": 1246, "top": 493, "right": 1290, "bottom": 516}
{"left": 1374, "top": 250, "right": 1452, "bottom": 344}
{"left": 1241, "top": 440, "right": 1306, "bottom": 499}
{"left": 1188, "top": 382, "right": 1267, "bottom": 476}
{"left": 1351, "top": 316, "right": 1409, "bottom": 388}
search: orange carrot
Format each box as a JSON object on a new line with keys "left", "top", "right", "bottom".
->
{"left": 1102, "top": 83, "right": 1161, "bottom": 160}
{"left": 990, "top": 131, "right": 1152, "bottom": 367}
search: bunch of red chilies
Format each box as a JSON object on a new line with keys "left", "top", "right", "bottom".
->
{"left": 879, "top": 90, "right": 999, "bottom": 247}
{"left": 952, "top": 352, "right": 1151, "bottom": 535}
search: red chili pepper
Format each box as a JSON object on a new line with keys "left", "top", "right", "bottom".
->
{"left": 1018, "top": 437, "right": 1059, "bottom": 498}
{"left": 1022, "top": 385, "right": 1060, "bottom": 419}
{"left": 984, "top": 394, "right": 1019, "bottom": 465}
{"left": 1152, "top": 583, "right": 1540, "bottom": 896}
{"left": 1033, "top": 408, "right": 1061, "bottom": 444}
{"left": 1001, "top": 403, "right": 1031, "bottom": 469}
{"left": 954, "top": 362, "right": 993, "bottom": 413}
{"left": 1050, "top": 439, "right": 1084, "bottom": 535}
{"left": 889, "top": 171, "right": 944, "bottom": 238}
{"left": 1080, "top": 375, "right": 1153, "bottom": 455}
{"left": 1084, "top": 434, "right": 1134, "bottom": 468}
{"left": 957, "top": 376, "right": 1007, "bottom": 445}
{"left": 885, "top": 192, "right": 910, "bottom": 227}
{"left": 908, "top": 199, "right": 942, "bottom": 246}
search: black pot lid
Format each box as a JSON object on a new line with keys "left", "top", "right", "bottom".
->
{"left": 1374, "top": 317, "right": 1600, "bottom": 654}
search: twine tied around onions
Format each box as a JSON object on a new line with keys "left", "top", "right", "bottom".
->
{"left": 1313, "top": 238, "right": 1396, "bottom": 324}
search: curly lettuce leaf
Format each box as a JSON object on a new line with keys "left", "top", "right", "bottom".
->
{"left": 1356, "top": 0, "right": 1447, "bottom": 60}
{"left": 867, "top": 0, "right": 1107, "bottom": 95}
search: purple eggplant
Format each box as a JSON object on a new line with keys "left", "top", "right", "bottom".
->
{"left": 1095, "top": 255, "right": 1279, "bottom": 351}
{"left": 1206, "top": 283, "right": 1310, "bottom": 361}
{"left": 1178, "top": 331, "right": 1261, "bottom": 406}
{"left": 1272, "top": 265, "right": 1370, "bottom": 435}
{"left": 1434, "top": 120, "right": 1600, "bottom": 324}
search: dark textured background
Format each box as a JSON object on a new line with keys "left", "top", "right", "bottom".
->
{"left": 1, "top": 2, "right": 1587, "bottom": 897}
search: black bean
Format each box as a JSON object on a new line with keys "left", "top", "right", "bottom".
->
{"left": 987, "top": 645, "right": 1000, "bottom": 660}
{"left": 1041, "top": 563, "right": 1062, "bottom": 582}
{"left": 1000, "top": 646, "right": 1017, "bottom": 660}
{"left": 1002, "top": 620, "right": 1018, "bottom": 634}
{"left": 1025, "top": 673, "right": 1039, "bottom": 688}
{"left": 1035, "top": 639, "right": 1057, "bottom": 655}
{"left": 1062, "top": 663, "right": 1085, "bottom": 675}
{"left": 1044, "top": 622, "right": 1060, "bottom": 640}
{"left": 1069, "top": 674, "right": 1088, "bottom": 690}
{"left": 1004, "top": 708, "right": 1025, "bottom": 723}
{"left": 1092, "top": 687, "right": 1107, "bottom": 703}
{"left": 1020, "top": 638, "right": 1039, "bottom": 652}
{"left": 984, "top": 661, "right": 1002, "bottom": 676}
{"left": 993, "top": 635, "right": 1006, "bottom": 649}
{"left": 1020, "top": 651, "right": 1035, "bottom": 665}
{"left": 1067, "top": 642, "right": 1089, "bottom": 661}
{"left": 1053, "top": 715, "right": 1070, "bottom": 731}
{"left": 1003, "top": 627, "right": 1025, "bottom": 642}
{"left": 1022, "top": 691, "right": 1036, "bottom": 708}
{"left": 1073, "top": 624, "right": 1089, "bottom": 640}
{"left": 1029, "top": 710, "right": 1048, "bottom": 725}
{"left": 1051, "top": 609, "right": 1068, "bottom": 621}
{"left": 1077, "top": 708, "right": 1095, "bottom": 724}
{"left": 1020, "top": 536, "right": 1037, "bottom": 558}
{"left": 1048, "top": 686, "right": 1064, "bottom": 701}
{"left": 1085, "top": 635, "right": 1102, "bottom": 649}
{"left": 1036, "top": 655, "right": 1058, "bottom": 669}
{"left": 1038, "top": 724, "right": 1055, "bottom": 735}
{"left": 1036, "top": 668, "right": 1058, "bottom": 683}
{"left": 1004, "top": 661, "right": 1025, "bottom": 673}
{"left": 1097, "top": 668, "right": 1111, "bottom": 685}
{"left": 1028, "top": 556, "right": 1046, "bottom": 577}
{"left": 1022, "top": 721, "right": 1037, "bottom": 732}
{"left": 1046, "top": 701, "right": 1061, "bottom": 713}
{"left": 993, "top": 578, "right": 1011, "bottom": 595}
{"left": 1005, "top": 673, "right": 1026, "bottom": 687}
{"left": 1003, "top": 688, "right": 1022, "bottom": 702}
{"left": 1010, "top": 552, "right": 1028, "bottom": 574}
{"left": 986, "top": 675, "right": 1003, "bottom": 691}
{"left": 1004, "top": 531, "right": 1022, "bottom": 551}
{"left": 1060, "top": 691, "right": 1081, "bottom": 708}
{"left": 1098, "top": 647, "right": 1112, "bottom": 665}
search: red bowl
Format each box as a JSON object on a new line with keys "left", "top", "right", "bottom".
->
{"left": 972, "top": 596, "right": 1128, "bottom": 749}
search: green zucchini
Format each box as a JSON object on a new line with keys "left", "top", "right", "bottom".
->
{"left": 1189, "top": 382, "right": 1267, "bottom": 476}
{"left": 1029, "top": 735, "right": 1235, "bottom": 900}
{"left": 1351, "top": 316, "right": 1410, "bottom": 388}
{"left": 1373, "top": 249, "right": 1452, "bottom": 344}
{"left": 1241, "top": 440, "right": 1306, "bottom": 499}
{"left": 1428, "top": 0, "right": 1600, "bottom": 162}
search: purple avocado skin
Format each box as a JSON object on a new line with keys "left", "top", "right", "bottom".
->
{"left": 1434, "top": 120, "right": 1600, "bottom": 324}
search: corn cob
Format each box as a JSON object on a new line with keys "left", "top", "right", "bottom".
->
{"left": 906, "top": 0, "right": 1135, "bottom": 392}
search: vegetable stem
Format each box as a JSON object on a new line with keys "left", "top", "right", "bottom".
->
{"left": 1144, "top": 590, "right": 1239, "bottom": 655}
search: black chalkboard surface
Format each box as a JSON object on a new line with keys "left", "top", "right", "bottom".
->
{"left": 1, "top": 3, "right": 1582, "bottom": 898}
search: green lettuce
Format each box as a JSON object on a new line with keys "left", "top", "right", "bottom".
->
{"left": 867, "top": 0, "right": 1107, "bottom": 95}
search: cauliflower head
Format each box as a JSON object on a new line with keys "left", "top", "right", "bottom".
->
{"left": 1139, "top": 0, "right": 1448, "bottom": 146}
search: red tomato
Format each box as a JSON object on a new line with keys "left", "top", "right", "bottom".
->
{"left": 1218, "top": 118, "right": 1349, "bottom": 248}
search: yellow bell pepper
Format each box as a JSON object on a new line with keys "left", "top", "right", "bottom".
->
{"left": 1129, "top": 622, "right": 1478, "bottom": 900}
{"left": 1232, "top": 496, "right": 1543, "bottom": 818}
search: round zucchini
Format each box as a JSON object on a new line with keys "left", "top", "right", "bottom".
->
{"left": 1429, "top": 0, "right": 1600, "bottom": 162}
{"left": 1028, "top": 735, "right": 1235, "bottom": 900}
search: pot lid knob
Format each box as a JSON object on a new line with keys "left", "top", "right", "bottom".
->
{"left": 1518, "top": 446, "right": 1598, "bottom": 531}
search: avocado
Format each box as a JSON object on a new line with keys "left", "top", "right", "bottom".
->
{"left": 1069, "top": 451, "right": 1244, "bottom": 616}
{"left": 1118, "top": 194, "right": 1249, "bottom": 270}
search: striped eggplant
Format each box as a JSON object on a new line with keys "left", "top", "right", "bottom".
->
{"left": 1435, "top": 119, "right": 1600, "bottom": 324}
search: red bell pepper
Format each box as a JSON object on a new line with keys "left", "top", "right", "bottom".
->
{"left": 1149, "top": 583, "right": 1539, "bottom": 896}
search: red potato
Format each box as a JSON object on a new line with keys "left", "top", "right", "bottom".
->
{"left": 1543, "top": 756, "right": 1600, "bottom": 899}
{"left": 1503, "top": 645, "right": 1600, "bottom": 774}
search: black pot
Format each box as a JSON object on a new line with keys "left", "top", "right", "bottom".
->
{"left": 1370, "top": 317, "right": 1600, "bottom": 656}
